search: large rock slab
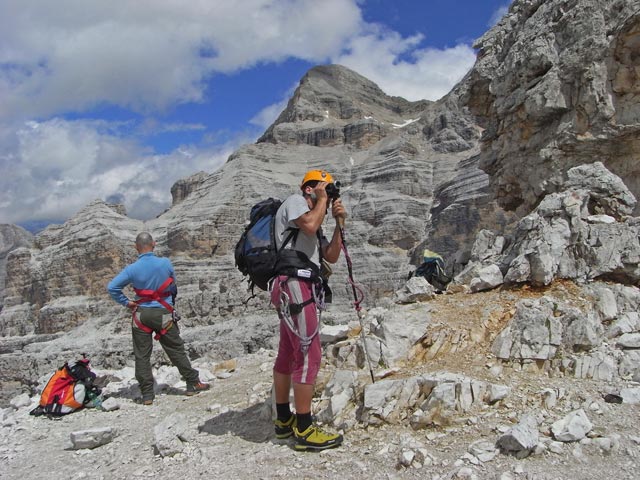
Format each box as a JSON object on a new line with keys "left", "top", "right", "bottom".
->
{"left": 361, "top": 372, "right": 509, "bottom": 427}
{"left": 70, "top": 427, "right": 116, "bottom": 450}
{"left": 551, "top": 409, "right": 593, "bottom": 442}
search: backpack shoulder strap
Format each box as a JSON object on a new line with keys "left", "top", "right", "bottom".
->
{"left": 316, "top": 230, "right": 324, "bottom": 265}
{"left": 280, "top": 227, "right": 298, "bottom": 250}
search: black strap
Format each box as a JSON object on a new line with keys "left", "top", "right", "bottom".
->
{"left": 281, "top": 227, "right": 298, "bottom": 250}
{"left": 288, "top": 297, "right": 315, "bottom": 316}
{"left": 316, "top": 230, "right": 324, "bottom": 266}
{"left": 45, "top": 395, "right": 63, "bottom": 415}
{"left": 241, "top": 227, "right": 300, "bottom": 307}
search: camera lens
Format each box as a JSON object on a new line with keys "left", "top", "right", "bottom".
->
{"left": 325, "top": 182, "right": 340, "bottom": 199}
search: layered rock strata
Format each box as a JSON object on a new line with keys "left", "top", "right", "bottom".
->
{"left": 0, "top": 225, "right": 32, "bottom": 307}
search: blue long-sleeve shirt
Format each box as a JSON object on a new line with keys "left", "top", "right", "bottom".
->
{"left": 107, "top": 252, "right": 175, "bottom": 308}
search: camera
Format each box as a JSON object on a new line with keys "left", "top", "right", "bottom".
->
{"left": 325, "top": 181, "right": 341, "bottom": 200}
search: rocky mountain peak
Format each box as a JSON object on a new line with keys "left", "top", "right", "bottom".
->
{"left": 258, "top": 63, "right": 430, "bottom": 145}
{"left": 300, "top": 64, "right": 429, "bottom": 117}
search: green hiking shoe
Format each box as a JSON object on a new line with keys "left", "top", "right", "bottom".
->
{"left": 274, "top": 415, "right": 296, "bottom": 439}
{"left": 293, "top": 424, "right": 343, "bottom": 451}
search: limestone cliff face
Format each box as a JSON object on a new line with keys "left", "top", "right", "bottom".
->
{"left": 0, "top": 225, "right": 33, "bottom": 307}
{"left": 467, "top": 0, "right": 640, "bottom": 216}
{"left": 170, "top": 171, "right": 209, "bottom": 205}
{"left": 1, "top": 201, "right": 141, "bottom": 335}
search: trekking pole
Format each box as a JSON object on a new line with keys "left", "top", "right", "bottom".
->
{"left": 337, "top": 216, "right": 375, "bottom": 383}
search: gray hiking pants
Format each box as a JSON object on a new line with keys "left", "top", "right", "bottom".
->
{"left": 131, "top": 307, "right": 200, "bottom": 401}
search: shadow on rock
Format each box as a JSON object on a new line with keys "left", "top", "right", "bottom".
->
{"left": 99, "top": 379, "right": 191, "bottom": 401}
{"left": 198, "top": 401, "right": 273, "bottom": 443}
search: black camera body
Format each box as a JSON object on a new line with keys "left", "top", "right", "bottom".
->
{"left": 325, "top": 181, "right": 341, "bottom": 200}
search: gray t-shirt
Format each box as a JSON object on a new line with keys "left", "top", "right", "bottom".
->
{"left": 274, "top": 194, "right": 327, "bottom": 267}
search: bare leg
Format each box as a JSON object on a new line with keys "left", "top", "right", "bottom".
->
{"left": 273, "top": 370, "right": 292, "bottom": 404}
{"left": 293, "top": 382, "right": 313, "bottom": 414}
{"left": 274, "top": 372, "right": 313, "bottom": 414}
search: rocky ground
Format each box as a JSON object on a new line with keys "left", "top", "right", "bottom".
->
{"left": 2, "top": 282, "right": 640, "bottom": 480}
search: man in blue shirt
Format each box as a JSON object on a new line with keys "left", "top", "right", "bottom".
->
{"left": 108, "top": 232, "right": 209, "bottom": 405}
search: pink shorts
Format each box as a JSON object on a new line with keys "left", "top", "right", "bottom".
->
{"left": 270, "top": 276, "right": 321, "bottom": 385}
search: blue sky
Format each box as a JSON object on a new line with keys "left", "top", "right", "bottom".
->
{"left": 0, "top": 0, "right": 511, "bottom": 229}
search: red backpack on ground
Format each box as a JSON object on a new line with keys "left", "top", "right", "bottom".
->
{"left": 30, "top": 358, "right": 100, "bottom": 417}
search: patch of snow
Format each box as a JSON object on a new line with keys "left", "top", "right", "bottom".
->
{"left": 391, "top": 118, "right": 420, "bottom": 128}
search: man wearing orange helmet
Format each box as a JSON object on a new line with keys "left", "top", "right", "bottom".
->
{"left": 270, "top": 169, "right": 346, "bottom": 451}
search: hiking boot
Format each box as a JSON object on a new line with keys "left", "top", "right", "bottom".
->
{"left": 293, "top": 424, "right": 343, "bottom": 451}
{"left": 143, "top": 399, "right": 153, "bottom": 406}
{"left": 186, "top": 382, "right": 210, "bottom": 396}
{"left": 274, "top": 415, "right": 296, "bottom": 439}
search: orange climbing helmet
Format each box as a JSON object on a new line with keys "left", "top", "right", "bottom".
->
{"left": 300, "top": 169, "right": 334, "bottom": 187}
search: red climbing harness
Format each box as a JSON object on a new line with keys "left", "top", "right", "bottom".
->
{"left": 132, "top": 277, "right": 175, "bottom": 340}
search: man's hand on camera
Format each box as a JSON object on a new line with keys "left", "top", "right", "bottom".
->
{"left": 313, "top": 181, "right": 329, "bottom": 202}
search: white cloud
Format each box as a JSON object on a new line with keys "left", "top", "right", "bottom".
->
{"left": 0, "top": 118, "right": 239, "bottom": 224}
{"left": 333, "top": 28, "right": 477, "bottom": 101}
{"left": 250, "top": 82, "right": 297, "bottom": 129}
{"left": 137, "top": 119, "right": 207, "bottom": 136}
{"left": 0, "top": 0, "right": 364, "bottom": 120}
{"left": 250, "top": 99, "right": 289, "bottom": 130}
{"left": 488, "top": 4, "right": 512, "bottom": 27}
{"left": 1, "top": 0, "right": 474, "bottom": 115}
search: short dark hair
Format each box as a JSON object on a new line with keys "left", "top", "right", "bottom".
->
{"left": 135, "top": 232, "right": 154, "bottom": 248}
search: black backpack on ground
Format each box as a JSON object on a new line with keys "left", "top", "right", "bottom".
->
{"left": 411, "top": 256, "right": 451, "bottom": 291}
